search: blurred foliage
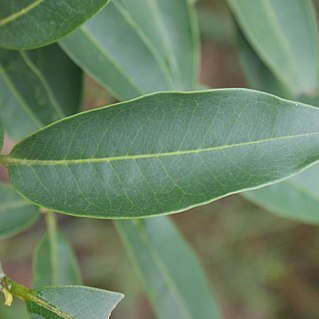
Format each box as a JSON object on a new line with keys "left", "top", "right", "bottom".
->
{"left": 2, "top": 1, "right": 319, "bottom": 319}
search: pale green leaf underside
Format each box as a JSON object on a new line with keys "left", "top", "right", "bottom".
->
{"left": 245, "top": 163, "right": 319, "bottom": 224}
{"left": 0, "top": 45, "right": 82, "bottom": 141}
{"left": 0, "top": 0, "right": 110, "bottom": 49}
{"left": 228, "top": 0, "right": 319, "bottom": 96}
{"left": 5, "top": 89, "right": 319, "bottom": 218}
{"left": 0, "top": 183, "right": 39, "bottom": 238}
{"left": 33, "top": 230, "right": 81, "bottom": 288}
{"left": 26, "top": 286, "right": 124, "bottom": 319}
{"left": 60, "top": 0, "right": 199, "bottom": 100}
{"left": 116, "top": 217, "right": 221, "bottom": 319}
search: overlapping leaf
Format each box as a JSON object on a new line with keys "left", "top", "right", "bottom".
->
{"left": 0, "top": 44, "right": 82, "bottom": 141}
{"left": 0, "top": 183, "right": 39, "bottom": 238}
{"left": 228, "top": 0, "right": 319, "bottom": 96}
{"left": 245, "top": 164, "right": 319, "bottom": 224}
{"left": 3, "top": 89, "right": 319, "bottom": 218}
{"left": 60, "top": 0, "right": 199, "bottom": 100}
{"left": 237, "top": 29, "right": 289, "bottom": 98}
{"left": 0, "top": 0, "right": 110, "bottom": 49}
{"left": 116, "top": 217, "right": 221, "bottom": 319}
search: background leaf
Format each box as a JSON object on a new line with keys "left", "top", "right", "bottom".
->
{"left": 0, "top": 113, "right": 2, "bottom": 148}
{"left": 26, "top": 286, "right": 123, "bottom": 319}
{"left": 60, "top": 0, "right": 199, "bottom": 100}
{"left": 0, "top": 0, "right": 110, "bottom": 49}
{"left": 237, "top": 28, "right": 289, "bottom": 98}
{"left": 116, "top": 217, "right": 221, "bottom": 319}
{"left": 238, "top": 25, "right": 319, "bottom": 224}
{"left": 244, "top": 164, "right": 319, "bottom": 224}
{"left": 228, "top": 0, "right": 319, "bottom": 96}
{"left": 0, "top": 183, "right": 39, "bottom": 238}
{"left": 5, "top": 89, "right": 319, "bottom": 218}
{"left": 0, "top": 44, "right": 82, "bottom": 141}
{"left": 33, "top": 229, "right": 81, "bottom": 288}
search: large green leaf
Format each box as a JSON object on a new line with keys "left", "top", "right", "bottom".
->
{"left": 116, "top": 217, "right": 221, "bottom": 319}
{"left": 0, "top": 44, "right": 82, "bottom": 141}
{"left": 3, "top": 89, "right": 319, "bottom": 218}
{"left": 33, "top": 230, "right": 81, "bottom": 288}
{"left": 0, "top": 183, "right": 39, "bottom": 238}
{"left": 60, "top": 0, "right": 199, "bottom": 100}
{"left": 228, "top": 0, "right": 319, "bottom": 96}
{"left": 0, "top": 0, "right": 110, "bottom": 50}
{"left": 25, "top": 286, "right": 123, "bottom": 319}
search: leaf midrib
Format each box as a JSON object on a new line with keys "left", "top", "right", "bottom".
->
{"left": 7, "top": 132, "right": 319, "bottom": 166}
{"left": 0, "top": 0, "right": 44, "bottom": 27}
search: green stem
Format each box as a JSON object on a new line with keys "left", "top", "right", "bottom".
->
{"left": 7, "top": 279, "right": 73, "bottom": 319}
{"left": 8, "top": 280, "right": 30, "bottom": 302}
{"left": 45, "top": 211, "right": 58, "bottom": 285}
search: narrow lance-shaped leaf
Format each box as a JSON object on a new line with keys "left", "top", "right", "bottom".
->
{"left": 60, "top": 0, "right": 199, "bottom": 100}
{"left": 116, "top": 217, "right": 221, "bottom": 319}
{"left": 3, "top": 89, "right": 319, "bottom": 218}
{"left": 0, "top": 183, "right": 39, "bottom": 238}
{"left": 33, "top": 227, "right": 81, "bottom": 287}
{"left": 0, "top": 0, "right": 110, "bottom": 50}
{"left": 228, "top": 0, "right": 319, "bottom": 96}
{"left": 0, "top": 44, "right": 82, "bottom": 141}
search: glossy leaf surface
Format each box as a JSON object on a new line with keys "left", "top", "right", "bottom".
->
{"left": 26, "top": 286, "right": 123, "bottom": 319}
{"left": 228, "top": 0, "right": 319, "bottom": 96}
{"left": 0, "top": 183, "right": 39, "bottom": 238}
{"left": 5, "top": 89, "right": 319, "bottom": 218}
{"left": 33, "top": 230, "right": 81, "bottom": 287}
{"left": 116, "top": 217, "right": 221, "bottom": 319}
{"left": 60, "top": 0, "right": 199, "bottom": 100}
{"left": 0, "top": 0, "right": 110, "bottom": 49}
{"left": 0, "top": 45, "right": 82, "bottom": 141}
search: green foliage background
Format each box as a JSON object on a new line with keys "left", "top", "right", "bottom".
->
{"left": 2, "top": 0, "right": 319, "bottom": 318}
